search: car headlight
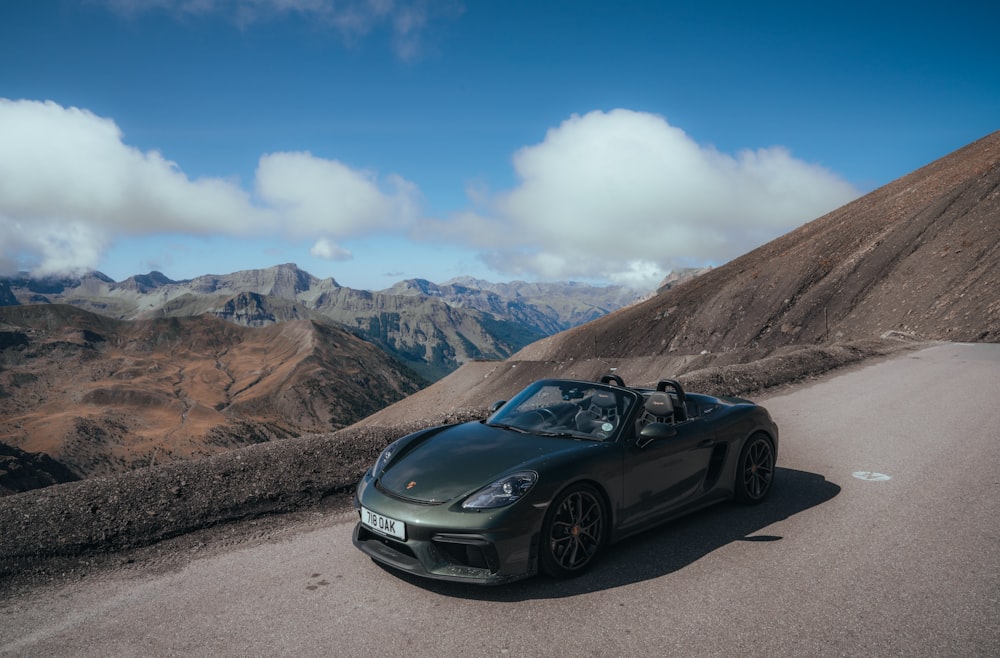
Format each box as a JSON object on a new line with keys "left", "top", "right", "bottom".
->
{"left": 462, "top": 471, "right": 538, "bottom": 510}
{"left": 372, "top": 439, "right": 401, "bottom": 477}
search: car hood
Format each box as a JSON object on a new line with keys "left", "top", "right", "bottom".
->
{"left": 378, "top": 421, "right": 585, "bottom": 503}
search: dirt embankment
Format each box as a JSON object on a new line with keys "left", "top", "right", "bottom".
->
{"left": 0, "top": 337, "right": 919, "bottom": 594}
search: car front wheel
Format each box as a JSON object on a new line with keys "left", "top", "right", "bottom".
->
{"left": 540, "top": 483, "right": 607, "bottom": 578}
{"left": 735, "top": 433, "right": 775, "bottom": 504}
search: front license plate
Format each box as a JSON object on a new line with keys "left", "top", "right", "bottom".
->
{"left": 360, "top": 506, "right": 406, "bottom": 541}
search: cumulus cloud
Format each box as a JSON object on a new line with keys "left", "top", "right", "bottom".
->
{"left": 0, "top": 220, "right": 110, "bottom": 279}
{"left": 309, "top": 237, "right": 352, "bottom": 261}
{"left": 0, "top": 100, "right": 861, "bottom": 288}
{"left": 255, "top": 152, "right": 419, "bottom": 236}
{"left": 0, "top": 99, "right": 418, "bottom": 276}
{"left": 96, "top": 0, "right": 460, "bottom": 60}
{"left": 419, "top": 109, "right": 860, "bottom": 288}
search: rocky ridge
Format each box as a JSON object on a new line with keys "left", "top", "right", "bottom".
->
{"left": 1, "top": 267, "right": 645, "bottom": 381}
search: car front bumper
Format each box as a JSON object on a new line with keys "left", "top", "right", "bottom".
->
{"left": 352, "top": 472, "right": 544, "bottom": 585}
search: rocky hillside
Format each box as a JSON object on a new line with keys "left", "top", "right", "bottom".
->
{"left": 538, "top": 130, "right": 1000, "bottom": 357}
{"left": 0, "top": 266, "right": 644, "bottom": 381}
{"left": 358, "top": 130, "right": 1000, "bottom": 425}
{"left": 0, "top": 305, "right": 423, "bottom": 492}
{"left": 384, "top": 277, "right": 643, "bottom": 333}
{"left": 0, "top": 442, "right": 80, "bottom": 494}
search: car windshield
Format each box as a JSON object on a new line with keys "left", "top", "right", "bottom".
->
{"left": 486, "top": 380, "right": 636, "bottom": 441}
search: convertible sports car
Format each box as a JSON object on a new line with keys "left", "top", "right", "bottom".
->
{"left": 352, "top": 374, "right": 778, "bottom": 585}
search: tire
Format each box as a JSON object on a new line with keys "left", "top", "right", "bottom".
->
{"left": 539, "top": 483, "right": 607, "bottom": 578}
{"left": 734, "top": 433, "right": 775, "bottom": 504}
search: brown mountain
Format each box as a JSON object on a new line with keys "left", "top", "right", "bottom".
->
{"left": 0, "top": 305, "right": 423, "bottom": 484}
{"left": 358, "top": 130, "right": 999, "bottom": 425}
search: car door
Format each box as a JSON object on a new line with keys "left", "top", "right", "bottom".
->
{"left": 619, "top": 417, "right": 717, "bottom": 530}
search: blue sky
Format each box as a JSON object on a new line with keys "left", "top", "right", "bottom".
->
{"left": 1, "top": 0, "right": 997, "bottom": 290}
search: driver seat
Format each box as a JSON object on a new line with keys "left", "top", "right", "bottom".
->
{"left": 575, "top": 389, "right": 620, "bottom": 433}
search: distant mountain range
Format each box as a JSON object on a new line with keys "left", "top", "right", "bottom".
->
{"left": 0, "top": 267, "right": 663, "bottom": 492}
{"left": 0, "top": 265, "right": 650, "bottom": 381}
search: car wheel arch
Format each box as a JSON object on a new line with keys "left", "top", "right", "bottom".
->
{"left": 537, "top": 476, "right": 613, "bottom": 518}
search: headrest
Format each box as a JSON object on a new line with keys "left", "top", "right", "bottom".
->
{"left": 593, "top": 390, "right": 618, "bottom": 409}
{"left": 644, "top": 391, "right": 674, "bottom": 417}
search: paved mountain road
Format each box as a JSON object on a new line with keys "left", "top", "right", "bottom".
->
{"left": 2, "top": 343, "right": 998, "bottom": 657}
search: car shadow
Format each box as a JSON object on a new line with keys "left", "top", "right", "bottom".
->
{"left": 378, "top": 467, "right": 840, "bottom": 600}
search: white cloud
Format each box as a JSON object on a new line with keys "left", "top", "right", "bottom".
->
{"left": 309, "top": 237, "right": 352, "bottom": 261}
{"left": 419, "top": 109, "right": 860, "bottom": 289}
{"left": 255, "top": 152, "right": 419, "bottom": 236}
{"left": 0, "top": 99, "right": 418, "bottom": 276}
{"left": 0, "top": 219, "right": 109, "bottom": 278}
{"left": 0, "top": 100, "right": 268, "bottom": 236}
{"left": 0, "top": 100, "right": 861, "bottom": 288}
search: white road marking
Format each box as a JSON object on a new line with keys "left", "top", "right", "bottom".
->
{"left": 852, "top": 471, "right": 892, "bottom": 481}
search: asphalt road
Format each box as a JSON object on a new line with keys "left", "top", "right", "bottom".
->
{"left": 2, "top": 342, "right": 998, "bottom": 657}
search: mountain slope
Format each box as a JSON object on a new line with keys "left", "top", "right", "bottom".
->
{"left": 522, "top": 129, "right": 999, "bottom": 363}
{"left": 0, "top": 305, "right": 423, "bottom": 482}
{"left": 356, "top": 130, "right": 999, "bottom": 424}
{"left": 0, "top": 442, "right": 80, "bottom": 495}
{"left": 385, "top": 277, "right": 641, "bottom": 333}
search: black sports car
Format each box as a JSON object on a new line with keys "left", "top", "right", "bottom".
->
{"left": 352, "top": 374, "right": 778, "bottom": 584}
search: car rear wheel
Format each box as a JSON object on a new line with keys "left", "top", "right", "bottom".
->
{"left": 540, "top": 483, "right": 607, "bottom": 578}
{"left": 735, "top": 433, "right": 775, "bottom": 504}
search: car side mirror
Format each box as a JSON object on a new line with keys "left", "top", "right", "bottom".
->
{"left": 636, "top": 422, "right": 678, "bottom": 448}
{"left": 489, "top": 400, "right": 506, "bottom": 414}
